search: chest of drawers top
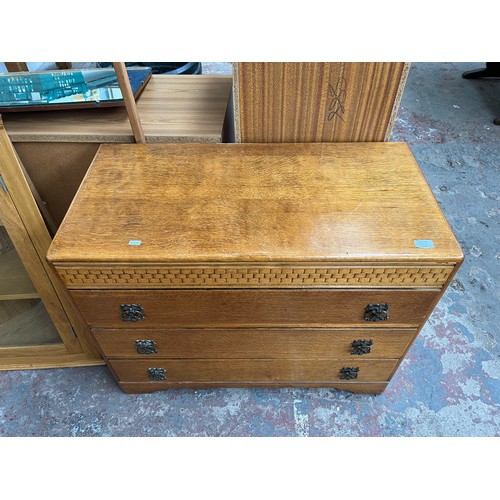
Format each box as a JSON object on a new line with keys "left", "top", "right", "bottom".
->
{"left": 47, "top": 142, "right": 463, "bottom": 288}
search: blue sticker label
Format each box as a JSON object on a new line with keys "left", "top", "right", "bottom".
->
{"left": 128, "top": 240, "right": 142, "bottom": 246}
{"left": 414, "top": 239, "right": 435, "bottom": 248}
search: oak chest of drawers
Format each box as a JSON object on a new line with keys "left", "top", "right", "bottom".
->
{"left": 47, "top": 143, "right": 463, "bottom": 394}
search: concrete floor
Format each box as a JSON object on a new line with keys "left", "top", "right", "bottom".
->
{"left": 0, "top": 62, "right": 498, "bottom": 437}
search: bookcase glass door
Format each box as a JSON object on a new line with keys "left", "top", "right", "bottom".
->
{"left": 0, "top": 222, "right": 62, "bottom": 348}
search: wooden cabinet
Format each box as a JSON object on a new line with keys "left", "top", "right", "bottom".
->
{"left": 47, "top": 142, "right": 463, "bottom": 394}
{"left": 0, "top": 120, "right": 102, "bottom": 368}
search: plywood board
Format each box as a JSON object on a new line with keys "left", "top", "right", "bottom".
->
{"left": 233, "top": 62, "right": 409, "bottom": 142}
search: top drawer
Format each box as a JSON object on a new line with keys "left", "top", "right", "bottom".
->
{"left": 71, "top": 289, "right": 440, "bottom": 329}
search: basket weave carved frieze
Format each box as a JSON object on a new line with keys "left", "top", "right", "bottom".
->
{"left": 56, "top": 265, "right": 453, "bottom": 289}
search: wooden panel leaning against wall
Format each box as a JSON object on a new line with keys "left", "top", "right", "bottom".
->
{"left": 232, "top": 62, "right": 410, "bottom": 143}
{"left": 0, "top": 116, "right": 103, "bottom": 370}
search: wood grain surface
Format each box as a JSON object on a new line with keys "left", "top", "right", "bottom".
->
{"left": 109, "top": 358, "right": 398, "bottom": 384}
{"left": 92, "top": 327, "right": 416, "bottom": 359}
{"left": 71, "top": 289, "right": 439, "bottom": 329}
{"left": 48, "top": 142, "right": 463, "bottom": 265}
{"left": 233, "top": 62, "right": 409, "bottom": 142}
{"left": 3, "top": 75, "right": 233, "bottom": 143}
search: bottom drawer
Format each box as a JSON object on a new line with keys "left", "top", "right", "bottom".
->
{"left": 108, "top": 358, "right": 398, "bottom": 385}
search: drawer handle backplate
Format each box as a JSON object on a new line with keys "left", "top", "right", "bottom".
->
{"left": 364, "top": 303, "right": 389, "bottom": 322}
{"left": 351, "top": 339, "right": 373, "bottom": 355}
{"left": 136, "top": 340, "right": 158, "bottom": 355}
{"left": 340, "top": 367, "right": 359, "bottom": 380}
{"left": 148, "top": 368, "right": 167, "bottom": 381}
{"left": 120, "top": 304, "right": 145, "bottom": 322}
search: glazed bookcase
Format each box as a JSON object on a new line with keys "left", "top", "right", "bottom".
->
{"left": 0, "top": 118, "right": 102, "bottom": 369}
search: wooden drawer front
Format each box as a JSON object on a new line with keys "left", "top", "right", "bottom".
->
{"left": 109, "top": 358, "right": 398, "bottom": 384}
{"left": 93, "top": 328, "right": 416, "bottom": 359}
{"left": 72, "top": 289, "right": 439, "bottom": 328}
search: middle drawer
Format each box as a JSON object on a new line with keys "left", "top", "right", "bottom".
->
{"left": 92, "top": 328, "right": 417, "bottom": 359}
{"left": 72, "top": 289, "right": 439, "bottom": 328}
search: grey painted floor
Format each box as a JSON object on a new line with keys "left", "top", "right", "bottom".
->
{"left": 0, "top": 62, "right": 498, "bottom": 437}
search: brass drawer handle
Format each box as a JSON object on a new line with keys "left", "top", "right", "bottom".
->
{"left": 340, "top": 367, "right": 359, "bottom": 380}
{"left": 120, "top": 304, "right": 145, "bottom": 322}
{"left": 364, "top": 303, "right": 388, "bottom": 322}
{"left": 135, "top": 339, "right": 158, "bottom": 355}
{"left": 351, "top": 339, "right": 373, "bottom": 355}
{"left": 148, "top": 368, "right": 167, "bottom": 381}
